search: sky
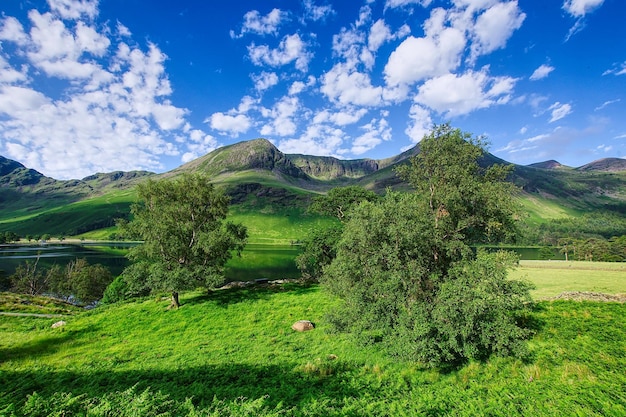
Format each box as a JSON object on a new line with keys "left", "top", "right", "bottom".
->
{"left": 0, "top": 0, "right": 625, "bottom": 180}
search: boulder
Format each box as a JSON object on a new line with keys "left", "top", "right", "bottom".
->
{"left": 291, "top": 320, "right": 315, "bottom": 332}
{"left": 51, "top": 320, "right": 66, "bottom": 329}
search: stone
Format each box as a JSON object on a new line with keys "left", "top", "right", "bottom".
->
{"left": 291, "top": 320, "right": 315, "bottom": 332}
{"left": 51, "top": 320, "right": 66, "bottom": 329}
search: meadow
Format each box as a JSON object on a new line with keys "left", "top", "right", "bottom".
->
{"left": 1, "top": 261, "right": 625, "bottom": 416}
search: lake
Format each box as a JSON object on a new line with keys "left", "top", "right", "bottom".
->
{"left": 0, "top": 243, "right": 561, "bottom": 283}
{"left": 0, "top": 242, "right": 302, "bottom": 282}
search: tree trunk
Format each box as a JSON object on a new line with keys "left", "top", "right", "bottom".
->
{"left": 170, "top": 291, "right": 180, "bottom": 309}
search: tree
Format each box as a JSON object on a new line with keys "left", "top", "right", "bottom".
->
{"left": 322, "top": 124, "right": 533, "bottom": 366}
{"left": 309, "top": 185, "right": 380, "bottom": 222}
{"left": 50, "top": 258, "right": 113, "bottom": 305}
{"left": 122, "top": 173, "right": 248, "bottom": 308}
{"left": 296, "top": 186, "right": 380, "bottom": 280}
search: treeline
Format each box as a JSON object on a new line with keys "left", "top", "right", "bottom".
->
{"left": 2, "top": 257, "right": 114, "bottom": 306}
{"left": 0, "top": 231, "right": 20, "bottom": 243}
{"left": 555, "top": 236, "right": 626, "bottom": 262}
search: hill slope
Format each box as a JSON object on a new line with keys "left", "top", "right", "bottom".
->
{"left": 1, "top": 140, "right": 625, "bottom": 236}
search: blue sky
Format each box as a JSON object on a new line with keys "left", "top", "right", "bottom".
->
{"left": 0, "top": 0, "right": 625, "bottom": 180}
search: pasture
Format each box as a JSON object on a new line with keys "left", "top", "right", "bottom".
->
{"left": 1, "top": 260, "right": 625, "bottom": 416}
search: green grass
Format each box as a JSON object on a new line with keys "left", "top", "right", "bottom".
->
{"left": 229, "top": 207, "right": 337, "bottom": 244}
{"left": 1, "top": 282, "right": 625, "bottom": 416}
{"left": 511, "top": 260, "right": 626, "bottom": 299}
{"left": 0, "top": 293, "right": 84, "bottom": 315}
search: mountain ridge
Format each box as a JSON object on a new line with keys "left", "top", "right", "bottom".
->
{"left": 1, "top": 139, "right": 626, "bottom": 236}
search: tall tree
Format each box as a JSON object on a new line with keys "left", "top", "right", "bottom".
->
{"left": 323, "top": 124, "right": 533, "bottom": 366}
{"left": 123, "top": 173, "right": 247, "bottom": 308}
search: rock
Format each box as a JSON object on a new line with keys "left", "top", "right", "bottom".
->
{"left": 51, "top": 320, "right": 66, "bottom": 328}
{"left": 292, "top": 320, "right": 315, "bottom": 332}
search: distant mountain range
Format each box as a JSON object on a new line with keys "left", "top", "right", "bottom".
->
{"left": 1, "top": 138, "right": 625, "bottom": 236}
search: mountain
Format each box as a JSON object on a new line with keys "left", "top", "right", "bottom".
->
{"left": 527, "top": 160, "right": 569, "bottom": 170}
{"left": 577, "top": 158, "right": 626, "bottom": 172}
{"left": 1, "top": 139, "right": 625, "bottom": 236}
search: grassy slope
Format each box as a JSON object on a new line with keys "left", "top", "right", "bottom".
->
{"left": 511, "top": 261, "right": 626, "bottom": 299}
{"left": 0, "top": 283, "right": 625, "bottom": 416}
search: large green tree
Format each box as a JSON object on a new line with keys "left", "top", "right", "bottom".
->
{"left": 322, "top": 124, "right": 533, "bottom": 366}
{"left": 123, "top": 173, "right": 247, "bottom": 308}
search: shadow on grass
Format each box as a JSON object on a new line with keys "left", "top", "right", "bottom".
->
{"left": 1, "top": 360, "right": 360, "bottom": 411}
{"left": 183, "top": 282, "right": 319, "bottom": 307}
{"left": 0, "top": 324, "right": 94, "bottom": 364}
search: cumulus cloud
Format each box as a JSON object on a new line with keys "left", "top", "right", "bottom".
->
{"left": 468, "top": 1, "right": 526, "bottom": 62}
{"left": 563, "top": 0, "right": 605, "bottom": 40}
{"left": 548, "top": 102, "right": 573, "bottom": 122}
{"left": 260, "top": 96, "right": 300, "bottom": 137}
{"left": 251, "top": 71, "right": 279, "bottom": 92}
{"left": 0, "top": 2, "right": 210, "bottom": 179}
{"left": 321, "top": 63, "right": 384, "bottom": 107}
{"left": 181, "top": 130, "right": 219, "bottom": 163}
{"left": 302, "top": 0, "right": 335, "bottom": 22}
{"left": 248, "top": 33, "right": 312, "bottom": 71}
{"left": 47, "top": 0, "right": 99, "bottom": 20}
{"left": 231, "top": 8, "right": 287, "bottom": 38}
{"left": 530, "top": 64, "right": 555, "bottom": 80}
{"left": 405, "top": 104, "right": 433, "bottom": 144}
{"left": 384, "top": 9, "right": 465, "bottom": 87}
{"left": 351, "top": 115, "right": 392, "bottom": 155}
{"left": 415, "top": 69, "right": 517, "bottom": 117}
{"left": 563, "top": 0, "right": 605, "bottom": 17}
{"left": 385, "top": 0, "right": 433, "bottom": 9}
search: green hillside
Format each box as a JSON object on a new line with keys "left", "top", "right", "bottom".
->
{"left": 1, "top": 139, "right": 626, "bottom": 239}
{"left": 1, "top": 284, "right": 625, "bottom": 416}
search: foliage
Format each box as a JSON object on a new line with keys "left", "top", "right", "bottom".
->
{"left": 122, "top": 173, "right": 248, "bottom": 307}
{"left": 9, "top": 257, "right": 114, "bottom": 305}
{"left": 308, "top": 185, "right": 380, "bottom": 221}
{"left": 323, "top": 124, "right": 532, "bottom": 366}
{"left": 296, "top": 186, "right": 379, "bottom": 280}
{"left": 295, "top": 223, "right": 343, "bottom": 280}
{"left": 0, "top": 231, "right": 20, "bottom": 243}
{"left": 9, "top": 257, "right": 56, "bottom": 296}
{"left": 0, "top": 284, "right": 625, "bottom": 416}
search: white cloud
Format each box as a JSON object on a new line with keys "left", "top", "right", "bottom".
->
{"left": 384, "top": 13, "right": 465, "bottom": 87}
{"left": 469, "top": 1, "right": 526, "bottom": 62}
{"left": 232, "top": 8, "right": 287, "bottom": 38}
{"left": 321, "top": 63, "right": 384, "bottom": 107}
{"left": 415, "top": 69, "right": 517, "bottom": 117}
{"left": 351, "top": 115, "right": 392, "bottom": 155}
{"left": 302, "top": 0, "right": 335, "bottom": 22}
{"left": 208, "top": 113, "right": 252, "bottom": 137}
{"left": 47, "top": 0, "right": 99, "bottom": 20}
{"left": 260, "top": 96, "right": 300, "bottom": 137}
{"left": 602, "top": 61, "right": 626, "bottom": 76}
{"left": 277, "top": 123, "right": 347, "bottom": 156}
{"left": 313, "top": 107, "right": 368, "bottom": 126}
{"left": 385, "top": 0, "right": 433, "bottom": 9}
{"left": 368, "top": 19, "right": 410, "bottom": 52}
{"left": 181, "top": 130, "right": 219, "bottom": 163}
{"left": 548, "top": 102, "right": 572, "bottom": 122}
{"left": 595, "top": 99, "right": 620, "bottom": 111}
{"left": 563, "top": 0, "right": 605, "bottom": 17}
{"left": 251, "top": 71, "right": 279, "bottom": 92}
{"left": 0, "top": 16, "right": 28, "bottom": 44}
{"left": 0, "top": 5, "right": 206, "bottom": 179}
{"left": 288, "top": 76, "right": 316, "bottom": 95}
{"left": 248, "top": 33, "right": 312, "bottom": 71}
{"left": 530, "top": 64, "right": 555, "bottom": 80}
{"left": 405, "top": 103, "right": 433, "bottom": 143}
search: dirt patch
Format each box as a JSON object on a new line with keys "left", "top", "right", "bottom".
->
{"left": 547, "top": 291, "right": 626, "bottom": 303}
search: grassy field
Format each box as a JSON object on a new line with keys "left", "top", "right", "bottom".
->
{"left": 1, "top": 262, "right": 625, "bottom": 415}
{"left": 512, "top": 260, "right": 626, "bottom": 299}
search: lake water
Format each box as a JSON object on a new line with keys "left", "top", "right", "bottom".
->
{"left": 0, "top": 243, "right": 561, "bottom": 283}
{"left": 0, "top": 243, "right": 302, "bottom": 282}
